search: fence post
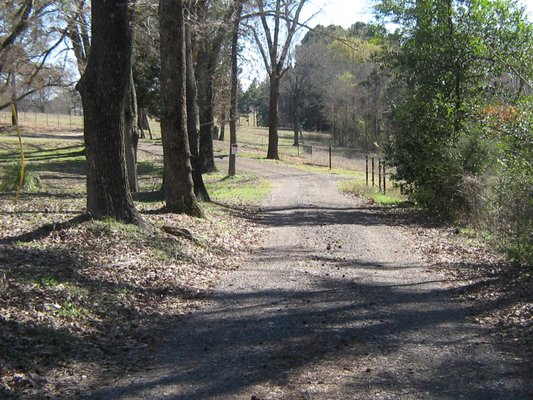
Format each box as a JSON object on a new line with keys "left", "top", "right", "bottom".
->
{"left": 371, "top": 157, "right": 375, "bottom": 187}
{"left": 46, "top": 113, "right": 49, "bottom": 125}
{"left": 378, "top": 159, "right": 382, "bottom": 192}
{"left": 383, "top": 162, "right": 386, "bottom": 194}
{"left": 366, "top": 155, "right": 369, "bottom": 186}
{"left": 57, "top": 113, "right": 60, "bottom": 126}
{"left": 329, "top": 146, "right": 332, "bottom": 170}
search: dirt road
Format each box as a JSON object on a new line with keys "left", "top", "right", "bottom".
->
{"left": 97, "top": 156, "right": 530, "bottom": 399}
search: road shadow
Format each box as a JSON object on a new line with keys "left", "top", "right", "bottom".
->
{"left": 94, "top": 264, "right": 530, "bottom": 399}
{"left": 93, "top": 199, "right": 531, "bottom": 399}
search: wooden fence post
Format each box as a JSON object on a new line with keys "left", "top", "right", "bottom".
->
{"left": 366, "top": 155, "right": 369, "bottom": 186}
{"left": 383, "top": 162, "right": 386, "bottom": 194}
{"left": 378, "top": 159, "right": 382, "bottom": 192}
{"left": 372, "top": 157, "right": 375, "bottom": 187}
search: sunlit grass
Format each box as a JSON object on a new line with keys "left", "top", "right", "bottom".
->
{"left": 205, "top": 171, "right": 271, "bottom": 206}
{"left": 339, "top": 178, "right": 407, "bottom": 206}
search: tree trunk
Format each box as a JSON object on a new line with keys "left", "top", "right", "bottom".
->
{"left": 267, "top": 75, "right": 280, "bottom": 159}
{"left": 229, "top": 1, "right": 243, "bottom": 177}
{"left": 197, "top": 53, "right": 217, "bottom": 172}
{"left": 10, "top": 72, "right": 18, "bottom": 126}
{"left": 219, "top": 111, "right": 226, "bottom": 141}
{"left": 160, "top": 0, "right": 203, "bottom": 217}
{"left": 293, "top": 111, "right": 299, "bottom": 146}
{"left": 124, "top": 68, "right": 139, "bottom": 192}
{"left": 77, "top": 0, "right": 143, "bottom": 226}
{"left": 144, "top": 110, "right": 153, "bottom": 140}
{"left": 186, "top": 21, "right": 210, "bottom": 202}
{"left": 137, "top": 107, "right": 145, "bottom": 139}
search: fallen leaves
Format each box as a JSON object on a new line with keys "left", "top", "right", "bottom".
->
{"left": 0, "top": 194, "right": 263, "bottom": 398}
{"left": 379, "top": 207, "right": 532, "bottom": 347}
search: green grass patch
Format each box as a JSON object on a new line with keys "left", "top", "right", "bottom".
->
{"left": 339, "top": 178, "right": 407, "bottom": 206}
{"left": 88, "top": 218, "right": 145, "bottom": 236}
{"left": 205, "top": 171, "right": 271, "bottom": 205}
{"left": 54, "top": 301, "right": 91, "bottom": 318}
{"left": 0, "top": 139, "right": 85, "bottom": 162}
{"left": 0, "top": 138, "right": 87, "bottom": 194}
{"left": 36, "top": 275, "right": 61, "bottom": 287}
{"left": 0, "top": 163, "right": 44, "bottom": 192}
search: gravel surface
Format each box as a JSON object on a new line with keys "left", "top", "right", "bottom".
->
{"left": 96, "top": 157, "right": 531, "bottom": 399}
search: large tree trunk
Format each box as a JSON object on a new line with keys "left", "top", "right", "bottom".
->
{"left": 186, "top": 21, "right": 210, "bottom": 202}
{"left": 267, "top": 75, "right": 280, "bottom": 159}
{"left": 229, "top": 0, "right": 243, "bottom": 177}
{"left": 196, "top": 53, "right": 217, "bottom": 172}
{"left": 124, "top": 68, "right": 139, "bottom": 192}
{"left": 77, "top": 0, "right": 143, "bottom": 226}
{"left": 160, "top": 0, "right": 203, "bottom": 217}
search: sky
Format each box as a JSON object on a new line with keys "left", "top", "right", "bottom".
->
{"left": 303, "top": 0, "right": 533, "bottom": 29}
{"left": 302, "top": 0, "right": 376, "bottom": 28}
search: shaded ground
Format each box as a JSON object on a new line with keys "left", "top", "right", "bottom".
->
{"left": 0, "top": 132, "right": 261, "bottom": 398}
{"left": 96, "top": 157, "right": 531, "bottom": 399}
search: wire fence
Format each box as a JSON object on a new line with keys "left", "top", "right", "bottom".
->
{"left": 292, "top": 144, "right": 391, "bottom": 193}
{"left": 0, "top": 111, "right": 84, "bottom": 129}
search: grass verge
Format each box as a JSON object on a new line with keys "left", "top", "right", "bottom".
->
{"left": 205, "top": 171, "right": 271, "bottom": 207}
{"left": 338, "top": 178, "right": 407, "bottom": 206}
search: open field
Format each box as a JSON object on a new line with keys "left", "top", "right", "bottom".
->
{"left": 214, "top": 125, "right": 375, "bottom": 172}
{"left": 0, "top": 110, "right": 380, "bottom": 171}
{"left": 0, "top": 111, "right": 394, "bottom": 194}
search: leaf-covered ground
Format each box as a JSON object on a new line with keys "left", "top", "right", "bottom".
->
{"left": 0, "top": 203, "right": 261, "bottom": 399}
{"left": 376, "top": 207, "right": 532, "bottom": 347}
{"left": 0, "top": 126, "right": 264, "bottom": 398}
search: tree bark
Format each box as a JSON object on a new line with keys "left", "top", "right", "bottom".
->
{"left": 229, "top": 0, "right": 243, "bottom": 177}
{"left": 125, "top": 68, "right": 139, "bottom": 192}
{"left": 160, "top": 0, "right": 203, "bottom": 217}
{"left": 137, "top": 107, "right": 145, "bottom": 139}
{"left": 254, "top": 0, "right": 308, "bottom": 160}
{"left": 186, "top": 20, "right": 210, "bottom": 201}
{"left": 77, "top": 0, "right": 143, "bottom": 226}
{"left": 219, "top": 111, "right": 226, "bottom": 141}
{"left": 267, "top": 74, "right": 280, "bottom": 159}
{"left": 293, "top": 111, "right": 299, "bottom": 146}
{"left": 197, "top": 53, "right": 217, "bottom": 172}
{"left": 10, "top": 72, "right": 18, "bottom": 126}
{"left": 194, "top": 0, "right": 234, "bottom": 173}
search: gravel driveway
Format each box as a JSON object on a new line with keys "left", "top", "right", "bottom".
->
{"left": 96, "top": 156, "right": 530, "bottom": 399}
